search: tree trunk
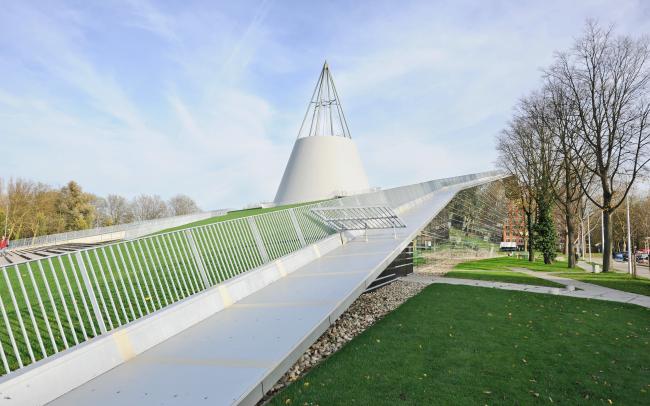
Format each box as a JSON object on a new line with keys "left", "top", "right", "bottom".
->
{"left": 526, "top": 211, "right": 534, "bottom": 262}
{"left": 566, "top": 211, "right": 575, "bottom": 268}
{"left": 603, "top": 210, "right": 612, "bottom": 272}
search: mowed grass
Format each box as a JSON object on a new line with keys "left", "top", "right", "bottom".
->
{"left": 270, "top": 284, "right": 650, "bottom": 405}
{"left": 454, "top": 256, "right": 572, "bottom": 273}
{"left": 559, "top": 272, "right": 650, "bottom": 297}
{"left": 444, "top": 269, "right": 564, "bottom": 287}
{"left": 453, "top": 256, "right": 650, "bottom": 296}
{"left": 156, "top": 201, "right": 317, "bottom": 234}
{"left": 0, "top": 203, "right": 332, "bottom": 376}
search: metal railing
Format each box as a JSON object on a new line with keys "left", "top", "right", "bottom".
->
{"left": 0, "top": 170, "right": 504, "bottom": 377}
{"left": 8, "top": 210, "right": 229, "bottom": 250}
{"left": 0, "top": 203, "right": 333, "bottom": 376}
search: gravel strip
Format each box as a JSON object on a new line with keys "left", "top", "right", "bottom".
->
{"left": 260, "top": 279, "right": 426, "bottom": 404}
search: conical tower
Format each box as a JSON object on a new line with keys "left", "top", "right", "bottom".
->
{"left": 274, "top": 62, "right": 370, "bottom": 205}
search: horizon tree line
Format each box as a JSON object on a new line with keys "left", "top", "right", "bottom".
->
{"left": 0, "top": 177, "right": 201, "bottom": 241}
{"left": 497, "top": 20, "right": 650, "bottom": 271}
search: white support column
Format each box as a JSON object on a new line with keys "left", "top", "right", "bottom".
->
{"left": 74, "top": 252, "right": 107, "bottom": 334}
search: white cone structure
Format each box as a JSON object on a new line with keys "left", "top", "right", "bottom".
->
{"left": 274, "top": 62, "right": 370, "bottom": 205}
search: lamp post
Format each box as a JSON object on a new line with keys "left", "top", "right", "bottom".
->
{"left": 626, "top": 194, "right": 633, "bottom": 276}
{"left": 587, "top": 208, "right": 592, "bottom": 263}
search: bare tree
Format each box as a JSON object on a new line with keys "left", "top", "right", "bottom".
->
{"left": 543, "top": 79, "right": 586, "bottom": 267}
{"left": 131, "top": 195, "right": 168, "bottom": 221}
{"left": 549, "top": 21, "right": 650, "bottom": 271}
{"left": 168, "top": 194, "right": 201, "bottom": 216}
{"left": 106, "top": 194, "right": 134, "bottom": 225}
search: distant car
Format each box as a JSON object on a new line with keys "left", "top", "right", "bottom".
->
{"left": 613, "top": 252, "right": 624, "bottom": 262}
{"left": 637, "top": 253, "right": 649, "bottom": 262}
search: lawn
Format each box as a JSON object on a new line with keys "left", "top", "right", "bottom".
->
{"left": 454, "top": 255, "right": 574, "bottom": 273}
{"left": 155, "top": 201, "right": 317, "bottom": 234}
{"left": 453, "top": 256, "right": 650, "bottom": 297}
{"left": 559, "top": 272, "right": 650, "bottom": 297}
{"left": 444, "top": 269, "right": 564, "bottom": 287}
{"left": 270, "top": 284, "right": 650, "bottom": 405}
{"left": 0, "top": 201, "right": 333, "bottom": 376}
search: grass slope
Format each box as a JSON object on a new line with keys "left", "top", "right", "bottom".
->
{"left": 444, "top": 269, "right": 564, "bottom": 287}
{"left": 155, "top": 201, "right": 315, "bottom": 234}
{"left": 559, "top": 272, "right": 650, "bottom": 297}
{"left": 453, "top": 256, "right": 650, "bottom": 296}
{"left": 270, "top": 284, "right": 650, "bottom": 405}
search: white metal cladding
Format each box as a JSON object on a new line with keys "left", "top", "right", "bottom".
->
{"left": 8, "top": 210, "right": 229, "bottom": 250}
{"left": 273, "top": 132, "right": 370, "bottom": 206}
{"left": 0, "top": 203, "right": 335, "bottom": 377}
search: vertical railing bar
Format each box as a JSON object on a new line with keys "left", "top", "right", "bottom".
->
{"left": 154, "top": 236, "right": 181, "bottom": 301}
{"left": 206, "top": 224, "right": 229, "bottom": 282}
{"left": 117, "top": 244, "right": 148, "bottom": 316}
{"left": 184, "top": 230, "right": 211, "bottom": 289}
{"left": 113, "top": 245, "right": 143, "bottom": 318}
{"left": 48, "top": 258, "right": 78, "bottom": 346}
{"left": 215, "top": 223, "right": 237, "bottom": 279}
{"left": 83, "top": 252, "right": 114, "bottom": 331}
{"left": 184, "top": 226, "right": 209, "bottom": 290}
{"left": 19, "top": 264, "right": 48, "bottom": 358}
{"left": 68, "top": 255, "right": 97, "bottom": 339}
{"left": 100, "top": 248, "right": 128, "bottom": 323}
{"left": 74, "top": 253, "right": 107, "bottom": 334}
{"left": 247, "top": 216, "right": 270, "bottom": 264}
{"left": 228, "top": 221, "right": 249, "bottom": 273}
{"left": 265, "top": 214, "right": 283, "bottom": 258}
{"left": 215, "top": 223, "right": 237, "bottom": 277}
{"left": 58, "top": 255, "right": 88, "bottom": 340}
{"left": 161, "top": 234, "right": 190, "bottom": 297}
{"left": 289, "top": 208, "right": 307, "bottom": 247}
{"left": 272, "top": 213, "right": 290, "bottom": 256}
{"left": 129, "top": 241, "right": 156, "bottom": 312}
{"left": 143, "top": 238, "right": 173, "bottom": 306}
{"left": 198, "top": 227, "right": 220, "bottom": 285}
{"left": 278, "top": 212, "right": 296, "bottom": 254}
{"left": 225, "top": 222, "right": 246, "bottom": 274}
{"left": 92, "top": 250, "right": 120, "bottom": 327}
{"left": 284, "top": 211, "right": 302, "bottom": 252}
{"left": 0, "top": 291, "right": 13, "bottom": 373}
{"left": 257, "top": 215, "right": 276, "bottom": 259}
{"left": 0, "top": 268, "right": 23, "bottom": 368}
{"left": 235, "top": 221, "right": 255, "bottom": 271}
{"left": 37, "top": 260, "right": 68, "bottom": 350}
{"left": 252, "top": 216, "right": 271, "bottom": 260}
{"left": 4, "top": 266, "right": 34, "bottom": 364}
{"left": 0, "top": 325, "right": 7, "bottom": 374}
{"left": 193, "top": 227, "right": 216, "bottom": 285}
{"left": 233, "top": 221, "right": 255, "bottom": 271}
{"left": 171, "top": 233, "right": 201, "bottom": 293}
{"left": 200, "top": 226, "right": 222, "bottom": 283}
{"left": 242, "top": 221, "right": 262, "bottom": 267}
{"left": 137, "top": 239, "right": 166, "bottom": 308}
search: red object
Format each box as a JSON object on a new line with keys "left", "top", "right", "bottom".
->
{"left": 0, "top": 239, "right": 7, "bottom": 249}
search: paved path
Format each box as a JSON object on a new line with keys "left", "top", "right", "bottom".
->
{"left": 580, "top": 258, "right": 650, "bottom": 279}
{"left": 403, "top": 271, "right": 650, "bottom": 309}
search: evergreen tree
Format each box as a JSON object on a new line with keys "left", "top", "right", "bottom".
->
{"left": 534, "top": 198, "right": 557, "bottom": 264}
{"left": 57, "top": 181, "right": 95, "bottom": 231}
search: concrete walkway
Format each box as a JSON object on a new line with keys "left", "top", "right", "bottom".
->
{"left": 403, "top": 271, "right": 650, "bottom": 309}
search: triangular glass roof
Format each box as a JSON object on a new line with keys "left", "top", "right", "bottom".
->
{"left": 297, "top": 61, "right": 352, "bottom": 139}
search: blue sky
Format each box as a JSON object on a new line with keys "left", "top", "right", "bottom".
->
{"left": 1, "top": 0, "right": 649, "bottom": 209}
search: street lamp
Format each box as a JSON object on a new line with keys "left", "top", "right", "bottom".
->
{"left": 626, "top": 193, "right": 634, "bottom": 276}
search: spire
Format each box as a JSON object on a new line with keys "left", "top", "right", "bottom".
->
{"left": 297, "top": 61, "right": 352, "bottom": 139}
